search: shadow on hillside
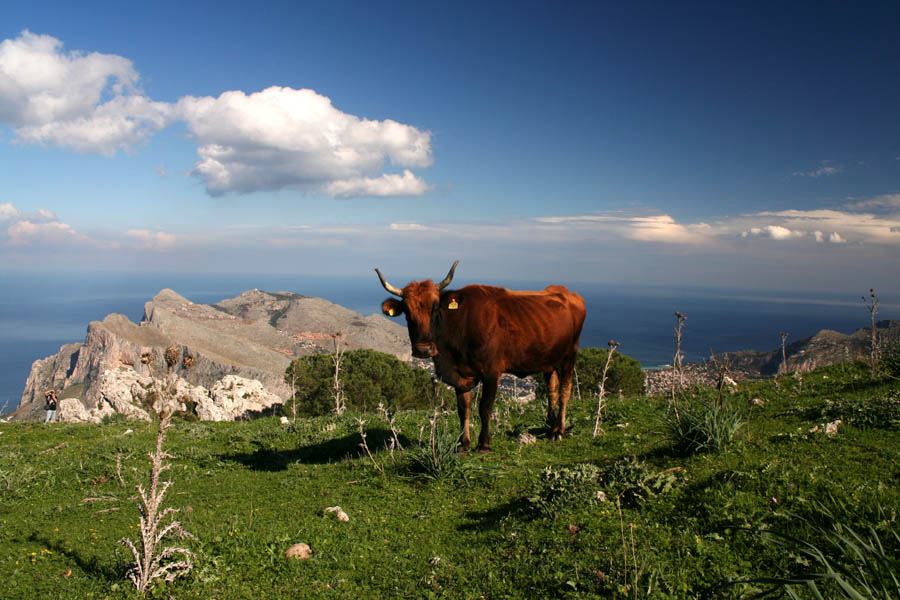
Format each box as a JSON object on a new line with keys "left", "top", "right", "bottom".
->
{"left": 221, "top": 428, "right": 411, "bottom": 470}
{"left": 30, "top": 532, "right": 125, "bottom": 582}
{"left": 458, "top": 496, "right": 535, "bottom": 532}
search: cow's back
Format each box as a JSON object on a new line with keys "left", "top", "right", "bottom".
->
{"left": 438, "top": 285, "right": 585, "bottom": 376}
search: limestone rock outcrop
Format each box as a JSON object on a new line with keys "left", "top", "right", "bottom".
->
{"left": 53, "top": 367, "right": 285, "bottom": 424}
{"left": 12, "top": 288, "right": 409, "bottom": 421}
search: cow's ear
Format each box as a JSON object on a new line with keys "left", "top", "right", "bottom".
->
{"left": 382, "top": 298, "right": 404, "bottom": 317}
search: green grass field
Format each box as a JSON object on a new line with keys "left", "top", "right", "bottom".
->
{"left": 1, "top": 362, "right": 898, "bottom": 599}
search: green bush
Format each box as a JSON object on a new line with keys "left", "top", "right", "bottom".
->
{"left": 597, "top": 454, "right": 680, "bottom": 507}
{"left": 536, "top": 347, "right": 645, "bottom": 402}
{"left": 880, "top": 338, "right": 900, "bottom": 378}
{"left": 285, "top": 349, "right": 433, "bottom": 416}
{"left": 821, "top": 389, "right": 900, "bottom": 429}
{"left": 528, "top": 463, "right": 604, "bottom": 516}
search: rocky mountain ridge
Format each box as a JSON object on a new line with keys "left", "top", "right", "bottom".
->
{"left": 728, "top": 319, "right": 899, "bottom": 376}
{"left": 11, "top": 288, "right": 409, "bottom": 422}
{"left": 645, "top": 319, "right": 899, "bottom": 394}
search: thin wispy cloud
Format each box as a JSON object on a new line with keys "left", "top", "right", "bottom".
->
{"left": 390, "top": 222, "right": 431, "bottom": 231}
{"left": 127, "top": 229, "right": 175, "bottom": 249}
{"left": 844, "top": 193, "right": 900, "bottom": 211}
{"left": 792, "top": 162, "right": 842, "bottom": 177}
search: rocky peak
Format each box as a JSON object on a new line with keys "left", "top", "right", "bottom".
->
{"left": 11, "top": 287, "right": 409, "bottom": 421}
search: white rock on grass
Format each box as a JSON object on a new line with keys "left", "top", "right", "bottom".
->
{"left": 324, "top": 506, "right": 350, "bottom": 522}
{"left": 285, "top": 543, "right": 311, "bottom": 560}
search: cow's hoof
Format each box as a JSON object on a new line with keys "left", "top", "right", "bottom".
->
{"left": 457, "top": 446, "right": 469, "bottom": 455}
{"left": 550, "top": 431, "right": 564, "bottom": 441}
{"left": 475, "top": 446, "right": 491, "bottom": 454}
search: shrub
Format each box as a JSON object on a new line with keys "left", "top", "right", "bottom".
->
{"left": 285, "top": 349, "right": 432, "bottom": 416}
{"left": 597, "top": 455, "right": 680, "bottom": 507}
{"left": 663, "top": 394, "right": 745, "bottom": 455}
{"left": 820, "top": 389, "right": 900, "bottom": 429}
{"left": 536, "top": 347, "right": 644, "bottom": 402}
{"left": 879, "top": 337, "right": 900, "bottom": 378}
{"left": 528, "top": 463, "right": 604, "bottom": 516}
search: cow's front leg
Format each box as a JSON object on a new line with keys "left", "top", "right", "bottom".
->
{"left": 476, "top": 373, "right": 500, "bottom": 453}
{"left": 456, "top": 390, "right": 472, "bottom": 452}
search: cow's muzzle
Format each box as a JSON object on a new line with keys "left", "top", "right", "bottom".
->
{"left": 413, "top": 343, "right": 438, "bottom": 358}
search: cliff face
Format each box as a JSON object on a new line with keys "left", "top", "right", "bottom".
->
{"left": 11, "top": 288, "right": 409, "bottom": 422}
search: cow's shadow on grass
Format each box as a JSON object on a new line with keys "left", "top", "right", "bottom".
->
{"left": 221, "top": 428, "right": 411, "bottom": 471}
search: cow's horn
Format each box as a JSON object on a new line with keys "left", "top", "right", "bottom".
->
{"left": 375, "top": 268, "right": 403, "bottom": 297}
{"left": 437, "top": 260, "right": 459, "bottom": 291}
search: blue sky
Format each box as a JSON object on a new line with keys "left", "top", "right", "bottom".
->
{"left": 1, "top": 1, "right": 899, "bottom": 294}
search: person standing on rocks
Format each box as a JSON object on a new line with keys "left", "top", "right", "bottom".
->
{"left": 44, "top": 390, "right": 57, "bottom": 423}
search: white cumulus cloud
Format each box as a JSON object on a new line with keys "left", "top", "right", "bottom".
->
{"left": 175, "top": 86, "right": 433, "bottom": 196}
{"left": 6, "top": 220, "right": 75, "bottom": 245}
{"left": 326, "top": 170, "right": 431, "bottom": 198}
{"left": 1, "top": 33, "right": 432, "bottom": 196}
{"left": 1, "top": 201, "right": 111, "bottom": 248}
{"left": 0, "top": 31, "right": 174, "bottom": 155}
{"left": 0, "top": 202, "right": 20, "bottom": 220}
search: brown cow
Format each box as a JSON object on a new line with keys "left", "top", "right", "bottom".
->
{"left": 376, "top": 261, "right": 586, "bottom": 452}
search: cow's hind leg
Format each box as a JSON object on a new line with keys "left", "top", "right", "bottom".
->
{"left": 476, "top": 374, "right": 500, "bottom": 453}
{"left": 456, "top": 390, "right": 472, "bottom": 452}
{"left": 544, "top": 370, "right": 560, "bottom": 436}
{"left": 554, "top": 362, "right": 576, "bottom": 440}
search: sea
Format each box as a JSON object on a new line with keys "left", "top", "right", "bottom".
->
{"left": 1, "top": 270, "right": 895, "bottom": 415}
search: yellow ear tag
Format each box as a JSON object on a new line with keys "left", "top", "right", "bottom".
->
{"left": 388, "top": 308, "right": 396, "bottom": 316}
{"left": 448, "top": 299, "right": 458, "bottom": 310}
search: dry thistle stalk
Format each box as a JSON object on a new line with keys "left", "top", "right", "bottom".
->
{"left": 331, "top": 333, "right": 347, "bottom": 415}
{"left": 118, "top": 371, "right": 195, "bottom": 594}
{"left": 119, "top": 408, "right": 195, "bottom": 593}
{"left": 779, "top": 331, "right": 789, "bottom": 374}
{"left": 593, "top": 340, "right": 619, "bottom": 438}
{"left": 164, "top": 345, "right": 181, "bottom": 370}
{"left": 671, "top": 312, "right": 687, "bottom": 422}
{"left": 710, "top": 352, "right": 733, "bottom": 410}
{"left": 355, "top": 417, "right": 384, "bottom": 474}
{"left": 377, "top": 401, "right": 404, "bottom": 455}
{"left": 862, "top": 288, "right": 879, "bottom": 373}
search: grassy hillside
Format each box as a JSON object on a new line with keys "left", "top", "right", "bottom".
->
{"left": 1, "top": 362, "right": 898, "bottom": 599}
